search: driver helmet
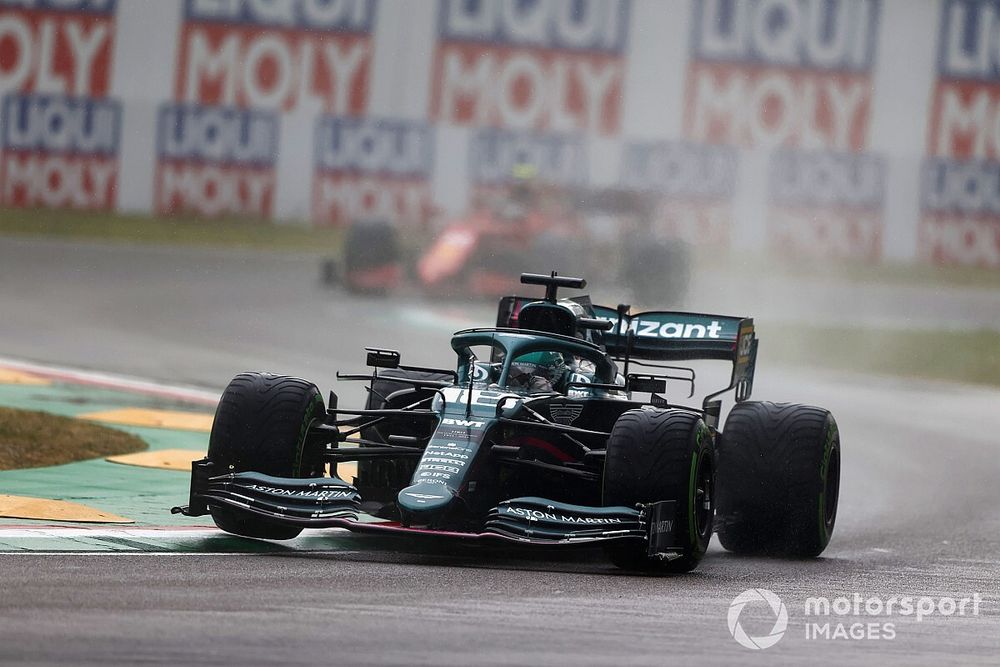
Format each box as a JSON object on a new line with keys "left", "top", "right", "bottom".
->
{"left": 509, "top": 351, "right": 567, "bottom": 392}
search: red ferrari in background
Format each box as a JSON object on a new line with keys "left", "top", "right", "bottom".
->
{"left": 325, "top": 182, "right": 690, "bottom": 305}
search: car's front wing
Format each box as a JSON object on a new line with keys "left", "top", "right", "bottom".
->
{"left": 172, "top": 460, "right": 685, "bottom": 557}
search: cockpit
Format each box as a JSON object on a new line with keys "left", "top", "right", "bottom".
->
{"left": 452, "top": 330, "right": 623, "bottom": 397}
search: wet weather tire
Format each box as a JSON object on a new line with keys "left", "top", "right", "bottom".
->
{"left": 715, "top": 401, "right": 841, "bottom": 558}
{"left": 603, "top": 408, "right": 714, "bottom": 573}
{"left": 207, "top": 372, "right": 326, "bottom": 540}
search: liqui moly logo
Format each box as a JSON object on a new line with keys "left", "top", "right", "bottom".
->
{"left": 0, "top": 93, "right": 120, "bottom": 209}
{"left": 685, "top": 0, "right": 881, "bottom": 150}
{"left": 619, "top": 141, "right": 738, "bottom": 247}
{"left": 312, "top": 116, "right": 435, "bottom": 227}
{"left": 469, "top": 127, "right": 586, "bottom": 187}
{"left": 0, "top": 1, "right": 119, "bottom": 209}
{"left": 768, "top": 149, "right": 886, "bottom": 260}
{"left": 921, "top": 0, "right": 1000, "bottom": 266}
{"left": 174, "top": 0, "right": 376, "bottom": 112}
{"left": 154, "top": 103, "right": 279, "bottom": 217}
{"left": 431, "top": 0, "right": 631, "bottom": 134}
{"left": 0, "top": 0, "right": 116, "bottom": 96}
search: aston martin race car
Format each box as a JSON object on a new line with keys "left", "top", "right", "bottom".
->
{"left": 174, "top": 272, "right": 841, "bottom": 573}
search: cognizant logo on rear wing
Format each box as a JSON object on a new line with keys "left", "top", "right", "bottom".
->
{"left": 591, "top": 306, "right": 749, "bottom": 363}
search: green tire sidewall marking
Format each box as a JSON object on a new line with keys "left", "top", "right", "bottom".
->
{"left": 688, "top": 422, "right": 707, "bottom": 547}
{"left": 293, "top": 393, "right": 325, "bottom": 477}
{"left": 817, "top": 419, "right": 838, "bottom": 543}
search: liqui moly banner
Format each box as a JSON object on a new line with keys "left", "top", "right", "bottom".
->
{"left": 0, "top": 0, "right": 119, "bottom": 209}
{"left": 684, "top": 0, "right": 886, "bottom": 259}
{"left": 469, "top": 127, "right": 587, "bottom": 188}
{"left": 312, "top": 116, "right": 434, "bottom": 227}
{"left": 619, "top": 141, "right": 738, "bottom": 248}
{"left": 155, "top": 104, "right": 278, "bottom": 217}
{"left": 769, "top": 150, "right": 885, "bottom": 260}
{"left": 174, "top": 0, "right": 375, "bottom": 112}
{"left": 158, "top": 0, "right": 377, "bottom": 217}
{"left": 923, "top": 0, "right": 1000, "bottom": 266}
{"left": 431, "top": 0, "right": 630, "bottom": 135}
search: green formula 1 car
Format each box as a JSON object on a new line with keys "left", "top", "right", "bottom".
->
{"left": 174, "top": 272, "right": 841, "bottom": 573}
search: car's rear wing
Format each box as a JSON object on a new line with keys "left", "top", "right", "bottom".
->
{"left": 591, "top": 305, "right": 758, "bottom": 403}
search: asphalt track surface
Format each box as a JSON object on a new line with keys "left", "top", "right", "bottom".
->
{"left": 1, "top": 237, "right": 999, "bottom": 665}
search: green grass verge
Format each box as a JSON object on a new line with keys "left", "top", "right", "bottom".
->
{"left": 0, "top": 407, "right": 147, "bottom": 470}
{"left": 0, "top": 207, "right": 344, "bottom": 253}
{"left": 761, "top": 325, "right": 1000, "bottom": 387}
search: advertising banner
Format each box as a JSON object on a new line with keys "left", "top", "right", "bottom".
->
{"left": 684, "top": 0, "right": 886, "bottom": 259}
{"left": 312, "top": 116, "right": 434, "bottom": 227}
{"left": 923, "top": 0, "right": 1000, "bottom": 266}
{"left": 0, "top": 0, "right": 119, "bottom": 209}
{"left": 619, "top": 140, "right": 738, "bottom": 247}
{"left": 430, "top": 0, "right": 630, "bottom": 135}
{"left": 157, "top": 0, "right": 377, "bottom": 217}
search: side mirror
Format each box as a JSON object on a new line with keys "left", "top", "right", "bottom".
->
{"left": 626, "top": 374, "right": 667, "bottom": 394}
{"left": 495, "top": 396, "right": 522, "bottom": 419}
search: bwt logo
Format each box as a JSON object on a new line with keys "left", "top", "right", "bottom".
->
{"left": 312, "top": 117, "right": 434, "bottom": 227}
{"left": 728, "top": 589, "right": 789, "bottom": 650}
{"left": 155, "top": 104, "right": 278, "bottom": 217}
{"left": 175, "top": 0, "right": 375, "bottom": 112}
{"left": 469, "top": 128, "right": 586, "bottom": 187}
{"left": 685, "top": 0, "right": 881, "bottom": 151}
{"left": 0, "top": 93, "right": 120, "bottom": 209}
{"left": 432, "top": 0, "right": 629, "bottom": 134}
{"left": 0, "top": 1, "right": 115, "bottom": 97}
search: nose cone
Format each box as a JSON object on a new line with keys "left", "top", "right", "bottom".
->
{"left": 398, "top": 482, "right": 454, "bottom": 517}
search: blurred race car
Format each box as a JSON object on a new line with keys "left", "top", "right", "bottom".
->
{"left": 175, "top": 272, "right": 842, "bottom": 572}
{"left": 324, "top": 182, "right": 691, "bottom": 304}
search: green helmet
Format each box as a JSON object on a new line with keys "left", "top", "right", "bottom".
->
{"left": 509, "top": 351, "right": 567, "bottom": 390}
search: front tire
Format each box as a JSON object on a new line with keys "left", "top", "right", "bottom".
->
{"left": 715, "top": 401, "right": 841, "bottom": 557}
{"left": 207, "top": 372, "right": 326, "bottom": 540}
{"left": 603, "top": 408, "right": 714, "bottom": 573}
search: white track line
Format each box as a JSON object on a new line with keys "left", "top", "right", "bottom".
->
{"left": 0, "top": 527, "right": 223, "bottom": 538}
{"left": 0, "top": 356, "right": 220, "bottom": 405}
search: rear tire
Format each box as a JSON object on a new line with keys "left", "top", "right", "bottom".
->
{"left": 603, "top": 408, "right": 714, "bottom": 573}
{"left": 207, "top": 372, "right": 326, "bottom": 540}
{"left": 716, "top": 401, "right": 841, "bottom": 557}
